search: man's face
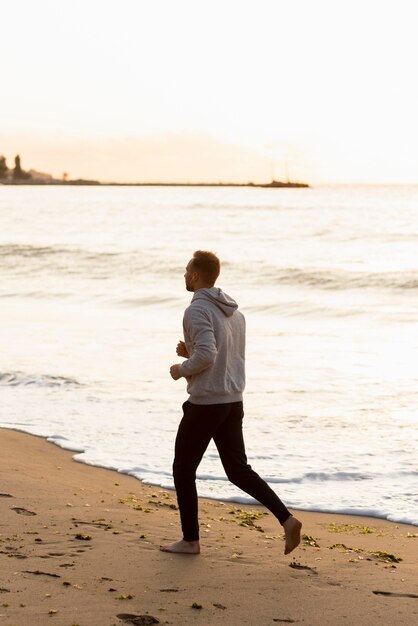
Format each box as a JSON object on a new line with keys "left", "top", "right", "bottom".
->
{"left": 184, "top": 260, "right": 197, "bottom": 292}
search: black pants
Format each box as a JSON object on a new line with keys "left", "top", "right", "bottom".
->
{"left": 173, "top": 400, "right": 291, "bottom": 541}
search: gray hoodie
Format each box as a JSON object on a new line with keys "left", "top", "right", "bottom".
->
{"left": 179, "top": 287, "right": 246, "bottom": 405}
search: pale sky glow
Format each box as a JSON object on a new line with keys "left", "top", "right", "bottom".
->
{"left": 1, "top": 0, "right": 418, "bottom": 183}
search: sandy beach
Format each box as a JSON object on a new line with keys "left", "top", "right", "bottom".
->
{"left": 1, "top": 429, "right": 417, "bottom": 626}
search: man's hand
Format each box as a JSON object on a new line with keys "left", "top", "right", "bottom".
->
{"left": 170, "top": 364, "right": 182, "bottom": 380}
{"left": 176, "top": 340, "right": 189, "bottom": 358}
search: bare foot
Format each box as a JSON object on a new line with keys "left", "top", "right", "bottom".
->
{"left": 159, "top": 539, "right": 200, "bottom": 554}
{"left": 283, "top": 516, "right": 302, "bottom": 555}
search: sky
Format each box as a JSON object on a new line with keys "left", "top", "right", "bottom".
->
{"left": 1, "top": 0, "right": 418, "bottom": 183}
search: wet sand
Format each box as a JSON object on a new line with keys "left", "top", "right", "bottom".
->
{"left": 1, "top": 428, "right": 417, "bottom": 625}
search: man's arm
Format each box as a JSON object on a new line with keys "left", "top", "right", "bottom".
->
{"left": 170, "top": 307, "right": 217, "bottom": 380}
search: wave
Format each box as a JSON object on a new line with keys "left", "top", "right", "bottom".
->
{"left": 0, "top": 291, "right": 72, "bottom": 299}
{"left": 0, "top": 372, "right": 81, "bottom": 388}
{"left": 132, "top": 467, "right": 417, "bottom": 486}
{"left": 0, "top": 244, "right": 61, "bottom": 257}
{"left": 244, "top": 300, "right": 368, "bottom": 319}
{"left": 2, "top": 244, "right": 417, "bottom": 293}
{"left": 194, "top": 469, "right": 405, "bottom": 485}
{"left": 0, "top": 244, "right": 158, "bottom": 278}
{"left": 0, "top": 244, "right": 119, "bottom": 259}
{"left": 260, "top": 266, "right": 418, "bottom": 292}
{"left": 117, "top": 295, "right": 181, "bottom": 307}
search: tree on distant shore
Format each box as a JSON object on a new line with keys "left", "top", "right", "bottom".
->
{"left": 0, "top": 155, "right": 8, "bottom": 178}
{"left": 12, "top": 154, "right": 31, "bottom": 180}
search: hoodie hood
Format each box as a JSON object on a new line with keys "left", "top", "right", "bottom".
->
{"left": 192, "top": 287, "right": 238, "bottom": 317}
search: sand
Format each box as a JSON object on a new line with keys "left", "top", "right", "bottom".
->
{"left": 1, "top": 428, "right": 417, "bottom": 626}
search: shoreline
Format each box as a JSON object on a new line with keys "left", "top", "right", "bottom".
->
{"left": 1, "top": 428, "right": 417, "bottom": 625}
{"left": 4, "top": 426, "right": 418, "bottom": 532}
{"left": 5, "top": 427, "right": 416, "bottom": 527}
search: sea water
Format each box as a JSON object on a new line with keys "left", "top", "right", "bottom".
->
{"left": 1, "top": 184, "right": 417, "bottom": 525}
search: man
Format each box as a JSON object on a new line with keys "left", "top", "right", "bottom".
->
{"left": 161, "top": 250, "right": 302, "bottom": 555}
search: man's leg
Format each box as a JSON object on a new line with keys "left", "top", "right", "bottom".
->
{"left": 160, "top": 401, "right": 230, "bottom": 554}
{"left": 213, "top": 402, "right": 302, "bottom": 554}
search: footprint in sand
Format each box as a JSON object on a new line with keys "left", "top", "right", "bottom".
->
{"left": 0, "top": 546, "right": 27, "bottom": 559}
{"left": 11, "top": 507, "right": 36, "bottom": 516}
{"left": 373, "top": 590, "right": 418, "bottom": 599}
{"left": 23, "top": 570, "right": 61, "bottom": 578}
{"left": 39, "top": 552, "right": 66, "bottom": 559}
{"left": 117, "top": 615, "right": 160, "bottom": 625}
{"left": 289, "top": 562, "right": 318, "bottom": 575}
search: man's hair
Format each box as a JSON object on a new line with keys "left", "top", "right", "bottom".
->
{"left": 191, "top": 250, "right": 221, "bottom": 286}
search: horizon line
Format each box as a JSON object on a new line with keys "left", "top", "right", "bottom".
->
{"left": 2, "top": 179, "right": 418, "bottom": 187}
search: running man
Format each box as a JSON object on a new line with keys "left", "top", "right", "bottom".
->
{"left": 161, "top": 250, "right": 302, "bottom": 555}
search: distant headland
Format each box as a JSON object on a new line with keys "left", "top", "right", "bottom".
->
{"left": 0, "top": 154, "right": 309, "bottom": 188}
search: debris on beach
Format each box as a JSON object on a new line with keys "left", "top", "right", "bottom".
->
{"left": 369, "top": 550, "right": 402, "bottom": 563}
{"left": 74, "top": 533, "right": 92, "bottom": 541}
{"left": 302, "top": 533, "right": 320, "bottom": 547}
{"left": 329, "top": 543, "right": 363, "bottom": 554}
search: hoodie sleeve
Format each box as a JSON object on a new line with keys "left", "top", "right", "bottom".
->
{"left": 179, "top": 306, "right": 217, "bottom": 377}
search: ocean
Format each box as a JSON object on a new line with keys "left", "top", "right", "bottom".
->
{"left": 1, "top": 184, "right": 417, "bottom": 526}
